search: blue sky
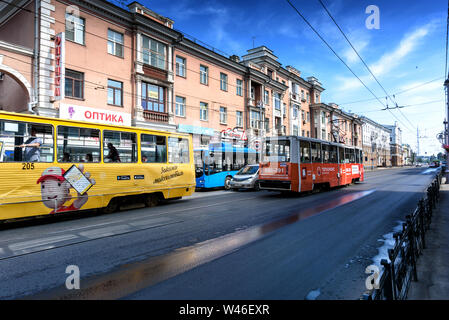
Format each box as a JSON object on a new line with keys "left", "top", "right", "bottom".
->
{"left": 113, "top": 0, "right": 448, "bottom": 156}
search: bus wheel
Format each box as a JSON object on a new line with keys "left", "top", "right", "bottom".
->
{"left": 103, "top": 198, "right": 119, "bottom": 214}
{"left": 145, "top": 194, "right": 159, "bottom": 207}
{"left": 224, "top": 176, "right": 232, "bottom": 190}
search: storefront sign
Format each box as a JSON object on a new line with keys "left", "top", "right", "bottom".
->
{"left": 221, "top": 128, "right": 247, "bottom": 141}
{"left": 59, "top": 104, "right": 132, "bottom": 126}
{"left": 177, "top": 124, "right": 215, "bottom": 136}
{"left": 54, "top": 32, "right": 65, "bottom": 101}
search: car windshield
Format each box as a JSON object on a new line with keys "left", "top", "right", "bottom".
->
{"left": 236, "top": 165, "right": 259, "bottom": 175}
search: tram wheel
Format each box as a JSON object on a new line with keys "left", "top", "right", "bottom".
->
{"left": 103, "top": 198, "right": 119, "bottom": 214}
{"left": 144, "top": 194, "right": 159, "bottom": 207}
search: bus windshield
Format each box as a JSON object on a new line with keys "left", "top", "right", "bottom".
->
{"left": 194, "top": 150, "right": 205, "bottom": 178}
{"left": 264, "top": 139, "right": 290, "bottom": 162}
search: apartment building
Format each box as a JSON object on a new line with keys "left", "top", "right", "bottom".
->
{"left": 360, "top": 116, "right": 392, "bottom": 168}
{"left": 0, "top": 0, "right": 364, "bottom": 153}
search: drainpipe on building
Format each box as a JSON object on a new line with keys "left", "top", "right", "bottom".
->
{"left": 31, "top": 0, "right": 40, "bottom": 114}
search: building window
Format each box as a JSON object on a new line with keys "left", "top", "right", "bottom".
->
{"left": 250, "top": 110, "right": 261, "bottom": 129}
{"left": 306, "top": 92, "right": 310, "bottom": 103}
{"left": 200, "top": 65, "right": 208, "bottom": 85}
{"left": 236, "top": 111, "right": 243, "bottom": 127}
{"left": 65, "top": 69, "right": 84, "bottom": 99}
{"left": 265, "top": 118, "right": 269, "bottom": 131}
{"left": 236, "top": 79, "right": 243, "bottom": 96}
{"left": 200, "top": 102, "right": 208, "bottom": 121}
{"left": 321, "top": 129, "right": 326, "bottom": 140}
{"left": 321, "top": 111, "right": 326, "bottom": 125}
{"left": 274, "top": 92, "right": 281, "bottom": 110}
{"left": 307, "top": 131, "right": 310, "bottom": 137}
{"left": 175, "top": 96, "right": 186, "bottom": 117}
{"left": 316, "top": 93, "right": 320, "bottom": 103}
{"left": 65, "top": 13, "right": 85, "bottom": 45}
{"left": 107, "top": 29, "right": 124, "bottom": 57}
{"left": 293, "top": 125, "right": 298, "bottom": 136}
{"left": 141, "top": 82, "right": 165, "bottom": 113}
{"left": 142, "top": 35, "right": 166, "bottom": 70}
{"left": 176, "top": 56, "right": 186, "bottom": 77}
{"left": 220, "top": 107, "right": 227, "bottom": 124}
{"left": 307, "top": 112, "right": 310, "bottom": 122}
{"left": 264, "top": 90, "right": 269, "bottom": 104}
{"left": 107, "top": 79, "right": 123, "bottom": 106}
{"left": 302, "top": 130, "right": 305, "bottom": 136}
{"left": 220, "top": 73, "right": 228, "bottom": 91}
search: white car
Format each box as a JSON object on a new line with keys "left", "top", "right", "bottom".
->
{"left": 230, "top": 164, "right": 260, "bottom": 191}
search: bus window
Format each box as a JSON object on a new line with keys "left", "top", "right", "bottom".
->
{"left": 0, "top": 120, "right": 53, "bottom": 163}
{"left": 141, "top": 134, "right": 166, "bottom": 163}
{"left": 168, "top": 137, "right": 189, "bottom": 163}
{"left": 57, "top": 126, "right": 100, "bottom": 163}
{"left": 311, "top": 142, "right": 322, "bottom": 163}
{"left": 103, "top": 130, "right": 137, "bottom": 163}
{"left": 300, "top": 140, "right": 311, "bottom": 163}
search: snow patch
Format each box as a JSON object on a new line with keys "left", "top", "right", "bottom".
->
{"left": 305, "top": 289, "right": 321, "bottom": 300}
{"left": 372, "top": 221, "right": 404, "bottom": 267}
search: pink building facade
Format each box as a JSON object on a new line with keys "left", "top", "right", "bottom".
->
{"left": 0, "top": 0, "right": 366, "bottom": 152}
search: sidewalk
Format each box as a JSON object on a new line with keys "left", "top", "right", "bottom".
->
{"left": 408, "top": 178, "right": 449, "bottom": 299}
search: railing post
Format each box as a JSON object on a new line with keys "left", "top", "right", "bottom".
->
{"left": 388, "top": 249, "right": 397, "bottom": 300}
{"left": 418, "top": 199, "right": 426, "bottom": 249}
{"left": 381, "top": 259, "right": 394, "bottom": 300}
{"left": 405, "top": 218, "right": 418, "bottom": 282}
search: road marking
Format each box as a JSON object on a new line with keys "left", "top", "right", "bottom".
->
{"left": 79, "top": 225, "right": 132, "bottom": 239}
{"left": 8, "top": 234, "right": 78, "bottom": 252}
{"left": 128, "top": 217, "right": 172, "bottom": 227}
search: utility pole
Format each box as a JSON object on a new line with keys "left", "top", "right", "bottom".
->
{"left": 417, "top": 126, "right": 420, "bottom": 158}
{"left": 444, "top": 78, "right": 449, "bottom": 183}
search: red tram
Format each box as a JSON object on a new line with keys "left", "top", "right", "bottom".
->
{"left": 259, "top": 136, "right": 364, "bottom": 192}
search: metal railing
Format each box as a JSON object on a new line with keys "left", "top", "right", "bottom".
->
{"left": 361, "top": 169, "right": 443, "bottom": 300}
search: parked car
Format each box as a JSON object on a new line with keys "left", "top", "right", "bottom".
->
{"left": 230, "top": 164, "right": 260, "bottom": 191}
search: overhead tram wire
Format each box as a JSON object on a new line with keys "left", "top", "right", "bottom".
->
{"left": 338, "top": 77, "right": 444, "bottom": 106}
{"left": 286, "top": 0, "right": 414, "bottom": 133}
{"left": 317, "top": 0, "right": 416, "bottom": 133}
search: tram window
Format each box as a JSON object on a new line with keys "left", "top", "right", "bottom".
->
{"left": 168, "top": 137, "right": 189, "bottom": 163}
{"left": 360, "top": 151, "right": 364, "bottom": 163}
{"left": 57, "top": 126, "right": 100, "bottom": 163}
{"left": 0, "top": 120, "right": 53, "bottom": 163}
{"left": 264, "top": 139, "right": 290, "bottom": 162}
{"left": 103, "top": 130, "right": 137, "bottom": 163}
{"left": 311, "top": 142, "right": 322, "bottom": 163}
{"left": 344, "top": 148, "right": 355, "bottom": 163}
{"left": 300, "top": 140, "right": 311, "bottom": 163}
{"left": 141, "top": 134, "right": 166, "bottom": 163}
{"left": 322, "top": 144, "right": 330, "bottom": 163}
{"left": 355, "top": 150, "right": 360, "bottom": 163}
{"left": 339, "top": 147, "right": 345, "bottom": 163}
{"left": 328, "top": 145, "right": 338, "bottom": 163}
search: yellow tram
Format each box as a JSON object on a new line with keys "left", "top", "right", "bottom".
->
{"left": 0, "top": 111, "right": 195, "bottom": 221}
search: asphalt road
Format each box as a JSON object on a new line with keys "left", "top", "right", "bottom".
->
{"left": 0, "top": 166, "right": 440, "bottom": 299}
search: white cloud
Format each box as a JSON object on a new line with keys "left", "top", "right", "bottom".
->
{"left": 335, "top": 21, "right": 437, "bottom": 92}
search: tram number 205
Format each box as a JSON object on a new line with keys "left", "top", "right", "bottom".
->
{"left": 22, "top": 163, "right": 35, "bottom": 170}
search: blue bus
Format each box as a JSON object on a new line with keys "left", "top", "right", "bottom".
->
{"left": 195, "top": 142, "right": 259, "bottom": 189}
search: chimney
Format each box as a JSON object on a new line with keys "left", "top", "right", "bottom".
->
{"left": 229, "top": 55, "right": 240, "bottom": 62}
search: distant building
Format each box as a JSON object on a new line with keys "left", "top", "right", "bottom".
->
{"left": 360, "top": 116, "right": 392, "bottom": 168}
{"left": 384, "top": 122, "right": 403, "bottom": 166}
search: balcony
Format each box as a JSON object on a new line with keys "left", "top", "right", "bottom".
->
{"left": 143, "top": 110, "right": 169, "bottom": 123}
